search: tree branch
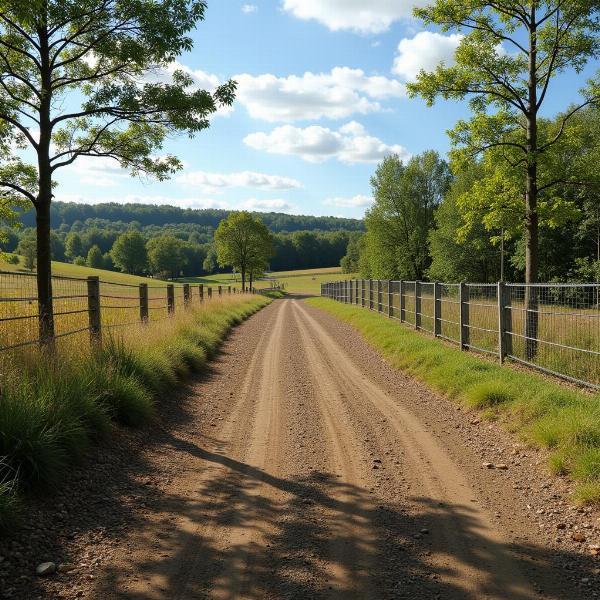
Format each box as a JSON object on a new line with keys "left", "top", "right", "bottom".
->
{"left": 0, "top": 180, "right": 36, "bottom": 203}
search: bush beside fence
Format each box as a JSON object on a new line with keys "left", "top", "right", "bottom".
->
{"left": 321, "top": 279, "right": 600, "bottom": 390}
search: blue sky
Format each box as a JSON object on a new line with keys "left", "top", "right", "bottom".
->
{"left": 52, "top": 1, "right": 600, "bottom": 219}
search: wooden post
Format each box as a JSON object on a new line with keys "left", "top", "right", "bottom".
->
{"left": 199, "top": 284, "right": 204, "bottom": 302}
{"left": 377, "top": 279, "right": 382, "bottom": 312}
{"left": 228, "top": 285, "right": 232, "bottom": 295}
{"left": 434, "top": 282, "right": 441, "bottom": 337}
{"left": 369, "top": 279, "right": 373, "bottom": 310}
{"left": 387, "top": 280, "right": 393, "bottom": 318}
{"left": 183, "top": 283, "right": 191, "bottom": 308}
{"left": 87, "top": 276, "right": 101, "bottom": 348}
{"left": 167, "top": 284, "right": 175, "bottom": 315}
{"left": 139, "top": 283, "right": 149, "bottom": 323}
{"left": 459, "top": 282, "right": 470, "bottom": 350}
{"left": 218, "top": 285, "right": 222, "bottom": 296}
{"left": 208, "top": 287, "right": 212, "bottom": 299}
{"left": 400, "top": 280, "right": 406, "bottom": 322}
{"left": 361, "top": 279, "right": 365, "bottom": 307}
{"left": 415, "top": 281, "right": 421, "bottom": 330}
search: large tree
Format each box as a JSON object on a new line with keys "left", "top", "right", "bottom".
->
{"left": 362, "top": 151, "right": 451, "bottom": 280}
{"left": 408, "top": 0, "right": 600, "bottom": 356}
{"left": 0, "top": 0, "right": 235, "bottom": 344}
{"left": 214, "top": 212, "right": 273, "bottom": 291}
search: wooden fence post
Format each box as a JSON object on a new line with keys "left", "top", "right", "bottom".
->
{"left": 208, "top": 287, "right": 212, "bottom": 299}
{"left": 183, "top": 283, "right": 191, "bottom": 308}
{"left": 167, "top": 284, "right": 175, "bottom": 315}
{"left": 218, "top": 285, "right": 222, "bottom": 296}
{"left": 400, "top": 280, "right": 405, "bottom": 322}
{"left": 498, "top": 281, "right": 512, "bottom": 362}
{"left": 87, "top": 276, "right": 101, "bottom": 348}
{"left": 369, "top": 279, "right": 373, "bottom": 310}
{"left": 377, "top": 279, "right": 382, "bottom": 312}
{"left": 228, "top": 285, "right": 231, "bottom": 295}
{"left": 139, "top": 283, "right": 149, "bottom": 323}
{"left": 199, "top": 284, "right": 204, "bottom": 302}
{"left": 459, "top": 282, "right": 470, "bottom": 350}
{"left": 415, "top": 281, "right": 421, "bottom": 330}
{"left": 387, "top": 280, "right": 393, "bottom": 318}
{"left": 361, "top": 279, "right": 365, "bottom": 307}
{"left": 434, "top": 282, "right": 441, "bottom": 337}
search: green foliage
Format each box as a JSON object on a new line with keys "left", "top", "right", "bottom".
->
{"left": 309, "top": 297, "right": 600, "bottom": 503}
{"left": 215, "top": 212, "right": 274, "bottom": 287}
{"left": 73, "top": 256, "right": 86, "bottom": 266}
{"left": 147, "top": 235, "right": 187, "bottom": 279}
{"left": 16, "top": 236, "right": 36, "bottom": 271}
{"left": 360, "top": 151, "right": 450, "bottom": 279}
{"left": 111, "top": 230, "right": 148, "bottom": 274}
{"left": 340, "top": 232, "right": 362, "bottom": 274}
{"left": 86, "top": 245, "right": 104, "bottom": 269}
{"left": 64, "top": 232, "right": 83, "bottom": 261}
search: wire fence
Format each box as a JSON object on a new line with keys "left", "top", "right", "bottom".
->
{"left": 0, "top": 271, "right": 249, "bottom": 355}
{"left": 322, "top": 279, "right": 600, "bottom": 390}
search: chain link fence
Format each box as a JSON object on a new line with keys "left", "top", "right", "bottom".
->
{"left": 322, "top": 279, "right": 600, "bottom": 390}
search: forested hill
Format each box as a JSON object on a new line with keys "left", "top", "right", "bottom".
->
{"left": 18, "top": 202, "right": 365, "bottom": 233}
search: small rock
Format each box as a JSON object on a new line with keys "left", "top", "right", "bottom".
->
{"left": 495, "top": 464, "right": 508, "bottom": 470}
{"left": 36, "top": 562, "right": 56, "bottom": 576}
{"left": 420, "top": 528, "right": 429, "bottom": 534}
{"left": 572, "top": 532, "right": 586, "bottom": 543}
{"left": 483, "top": 462, "right": 494, "bottom": 469}
{"left": 556, "top": 523, "right": 567, "bottom": 530}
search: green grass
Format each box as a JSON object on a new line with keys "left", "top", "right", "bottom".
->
{"left": 307, "top": 297, "right": 600, "bottom": 504}
{"left": 0, "top": 294, "right": 270, "bottom": 531}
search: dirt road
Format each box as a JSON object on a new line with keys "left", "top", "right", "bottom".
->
{"left": 90, "top": 298, "right": 591, "bottom": 599}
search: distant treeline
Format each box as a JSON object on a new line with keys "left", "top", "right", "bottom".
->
{"left": 17, "top": 202, "right": 364, "bottom": 233}
{"left": 5, "top": 203, "right": 362, "bottom": 276}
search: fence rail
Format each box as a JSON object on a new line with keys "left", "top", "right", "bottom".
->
{"left": 321, "top": 279, "right": 600, "bottom": 390}
{"left": 0, "top": 271, "right": 251, "bottom": 354}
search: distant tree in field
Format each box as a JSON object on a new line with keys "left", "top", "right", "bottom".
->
{"left": 17, "top": 238, "right": 36, "bottom": 271}
{"left": 202, "top": 247, "right": 218, "bottom": 274}
{"left": 147, "top": 235, "right": 187, "bottom": 280}
{"left": 215, "top": 212, "right": 273, "bottom": 291}
{"left": 5, "top": 254, "right": 19, "bottom": 265}
{"left": 86, "top": 245, "right": 104, "bottom": 269}
{"left": 0, "top": 1, "right": 236, "bottom": 344}
{"left": 73, "top": 256, "right": 86, "bottom": 266}
{"left": 111, "top": 231, "right": 148, "bottom": 274}
{"left": 362, "top": 151, "right": 451, "bottom": 279}
{"left": 340, "top": 233, "right": 363, "bottom": 274}
{"left": 102, "top": 252, "right": 115, "bottom": 272}
{"left": 65, "top": 232, "right": 84, "bottom": 262}
{"left": 408, "top": 0, "right": 600, "bottom": 355}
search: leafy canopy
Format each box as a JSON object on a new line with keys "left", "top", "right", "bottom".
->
{"left": 0, "top": 0, "right": 236, "bottom": 205}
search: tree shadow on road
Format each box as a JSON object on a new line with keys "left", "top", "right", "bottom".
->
{"left": 93, "top": 430, "right": 592, "bottom": 600}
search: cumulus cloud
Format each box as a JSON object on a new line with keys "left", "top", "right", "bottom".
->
{"left": 282, "top": 0, "right": 428, "bottom": 34}
{"left": 324, "top": 194, "right": 373, "bottom": 208}
{"left": 176, "top": 170, "right": 302, "bottom": 193}
{"left": 393, "top": 32, "right": 463, "bottom": 81}
{"left": 235, "top": 67, "right": 405, "bottom": 122}
{"left": 244, "top": 121, "right": 410, "bottom": 164}
{"left": 242, "top": 4, "right": 257, "bottom": 13}
{"left": 242, "top": 198, "right": 295, "bottom": 213}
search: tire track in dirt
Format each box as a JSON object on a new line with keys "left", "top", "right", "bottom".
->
{"left": 292, "top": 299, "right": 536, "bottom": 600}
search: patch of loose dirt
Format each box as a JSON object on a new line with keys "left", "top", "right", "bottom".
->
{"left": 2, "top": 297, "right": 598, "bottom": 599}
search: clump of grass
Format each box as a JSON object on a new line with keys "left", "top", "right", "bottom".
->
{"left": 0, "top": 294, "right": 270, "bottom": 526}
{"left": 0, "top": 472, "right": 21, "bottom": 532}
{"left": 464, "top": 381, "right": 515, "bottom": 409}
{"left": 308, "top": 297, "right": 600, "bottom": 504}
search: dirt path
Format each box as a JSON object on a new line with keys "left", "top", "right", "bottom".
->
{"left": 82, "top": 297, "right": 593, "bottom": 600}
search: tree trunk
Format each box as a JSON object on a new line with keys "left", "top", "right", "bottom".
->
{"left": 249, "top": 271, "right": 253, "bottom": 292}
{"left": 524, "top": 9, "right": 540, "bottom": 361}
{"left": 241, "top": 268, "right": 246, "bottom": 292}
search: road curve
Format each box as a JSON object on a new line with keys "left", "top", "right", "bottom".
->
{"left": 93, "top": 297, "right": 581, "bottom": 600}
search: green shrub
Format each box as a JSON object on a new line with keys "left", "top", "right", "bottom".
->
{"left": 465, "top": 381, "right": 516, "bottom": 409}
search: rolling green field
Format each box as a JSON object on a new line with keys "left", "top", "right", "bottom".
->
{"left": 179, "top": 266, "right": 353, "bottom": 295}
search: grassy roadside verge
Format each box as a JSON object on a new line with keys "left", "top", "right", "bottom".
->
{"left": 0, "top": 294, "right": 270, "bottom": 531}
{"left": 307, "top": 297, "right": 600, "bottom": 505}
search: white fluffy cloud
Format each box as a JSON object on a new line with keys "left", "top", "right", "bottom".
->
{"left": 235, "top": 67, "right": 405, "bottom": 122}
{"left": 242, "top": 4, "right": 257, "bottom": 13}
{"left": 324, "top": 195, "right": 373, "bottom": 208}
{"left": 176, "top": 170, "right": 302, "bottom": 193}
{"left": 242, "top": 198, "right": 295, "bottom": 213}
{"left": 244, "top": 121, "right": 410, "bottom": 164}
{"left": 393, "top": 32, "right": 463, "bottom": 81}
{"left": 282, "top": 0, "right": 428, "bottom": 34}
